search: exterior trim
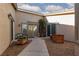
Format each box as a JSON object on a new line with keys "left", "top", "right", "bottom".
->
{"left": 17, "top": 9, "right": 44, "bottom": 17}
{"left": 11, "top": 3, "right": 17, "bottom": 10}
{"left": 17, "top": 9, "right": 74, "bottom": 17}
{"left": 45, "top": 12, "right": 75, "bottom": 16}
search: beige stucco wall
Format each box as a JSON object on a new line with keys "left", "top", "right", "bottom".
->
{"left": 0, "top": 4, "right": 15, "bottom": 55}
{"left": 46, "top": 14, "right": 75, "bottom": 42}
{"left": 15, "top": 11, "right": 43, "bottom": 33}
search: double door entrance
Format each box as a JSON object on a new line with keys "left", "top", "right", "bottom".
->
{"left": 22, "top": 22, "right": 38, "bottom": 38}
{"left": 27, "top": 24, "right": 38, "bottom": 38}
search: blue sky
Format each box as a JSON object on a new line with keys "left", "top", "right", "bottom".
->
{"left": 17, "top": 3, "right": 74, "bottom": 14}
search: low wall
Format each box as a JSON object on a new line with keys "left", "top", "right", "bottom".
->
{"left": 56, "top": 24, "right": 75, "bottom": 42}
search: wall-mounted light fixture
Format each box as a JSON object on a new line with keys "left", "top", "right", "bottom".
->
{"left": 8, "top": 13, "right": 14, "bottom": 22}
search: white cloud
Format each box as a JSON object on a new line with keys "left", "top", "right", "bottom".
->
{"left": 65, "top": 8, "right": 74, "bottom": 12}
{"left": 67, "top": 3, "right": 74, "bottom": 8}
{"left": 17, "top": 3, "right": 41, "bottom": 12}
{"left": 46, "top": 5, "right": 64, "bottom": 13}
{"left": 17, "top": 3, "right": 75, "bottom": 14}
{"left": 65, "top": 3, "right": 74, "bottom": 12}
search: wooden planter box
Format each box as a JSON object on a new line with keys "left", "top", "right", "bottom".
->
{"left": 50, "top": 34, "right": 64, "bottom": 43}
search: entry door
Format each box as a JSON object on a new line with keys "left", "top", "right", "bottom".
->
{"left": 8, "top": 14, "right": 14, "bottom": 41}
{"left": 47, "top": 24, "right": 50, "bottom": 36}
{"left": 47, "top": 23, "right": 56, "bottom": 36}
{"left": 28, "top": 24, "right": 37, "bottom": 38}
{"left": 51, "top": 24, "right": 56, "bottom": 34}
{"left": 10, "top": 20, "right": 14, "bottom": 41}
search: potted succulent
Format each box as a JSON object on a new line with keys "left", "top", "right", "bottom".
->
{"left": 15, "top": 33, "right": 28, "bottom": 45}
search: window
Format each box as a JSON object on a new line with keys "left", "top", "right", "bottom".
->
{"left": 21, "top": 23, "right": 27, "bottom": 35}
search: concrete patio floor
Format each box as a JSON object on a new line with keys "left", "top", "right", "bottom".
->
{"left": 2, "top": 37, "right": 79, "bottom": 56}
{"left": 18, "top": 37, "right": 49, "bottom": 56}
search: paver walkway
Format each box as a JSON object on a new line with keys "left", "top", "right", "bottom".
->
{"left": 18, "top": 37, "right": 49, "bottom": 56}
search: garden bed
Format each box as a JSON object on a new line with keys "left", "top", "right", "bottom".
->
{"left": 45, "top": 38, "right": 75, "bottom": 56}
{"left": 1, "top": 40, "right": 32, "bottom": 56}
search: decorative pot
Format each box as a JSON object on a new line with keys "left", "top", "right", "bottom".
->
{"left": 17, "top": 39, "right": 28, "bottom": 45}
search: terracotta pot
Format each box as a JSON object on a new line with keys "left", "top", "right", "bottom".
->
{"left": 17, "top": 39, "right": 28, "bottom": 45}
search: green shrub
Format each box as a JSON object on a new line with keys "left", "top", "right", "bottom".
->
{"left": 15, "top": 33, "right": 28, "bottom": 40}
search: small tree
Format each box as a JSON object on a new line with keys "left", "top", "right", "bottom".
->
{"left": 39, "top": 18, "right": 47, "bottom": 37}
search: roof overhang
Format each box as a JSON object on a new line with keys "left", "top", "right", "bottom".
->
{"left": 44, "top": 11, "right": 75, "bottom": 16}
{"left": 17, "top": 8, "right": 44, "bottom": 16}
{"left": 11, "top": 3, "right": 17, "bottom": 10}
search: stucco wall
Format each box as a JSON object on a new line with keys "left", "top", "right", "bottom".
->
{"left": 15, "top": 11, "right": 43, "bottom": 33}
{"left": 46, "top": 14, "right": 75, "bottom": 26}
{"left": 0, "top": 4, "right": 15, "bottom": 55}
{"left": 56, "top": 24, "right": 75, "bottom": 42}
{"left": 46, "top": 14, "right": 75, "bottom": 42}
{"left": 75, "top": 3, "right": 79, "bottom": 44}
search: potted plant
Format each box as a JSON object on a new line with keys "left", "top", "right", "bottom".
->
{"left": 39, "top": 18, "right": 47, "bottom": 37}
{"left": 15, "top": 33, "right": 28, "bottom": 45}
